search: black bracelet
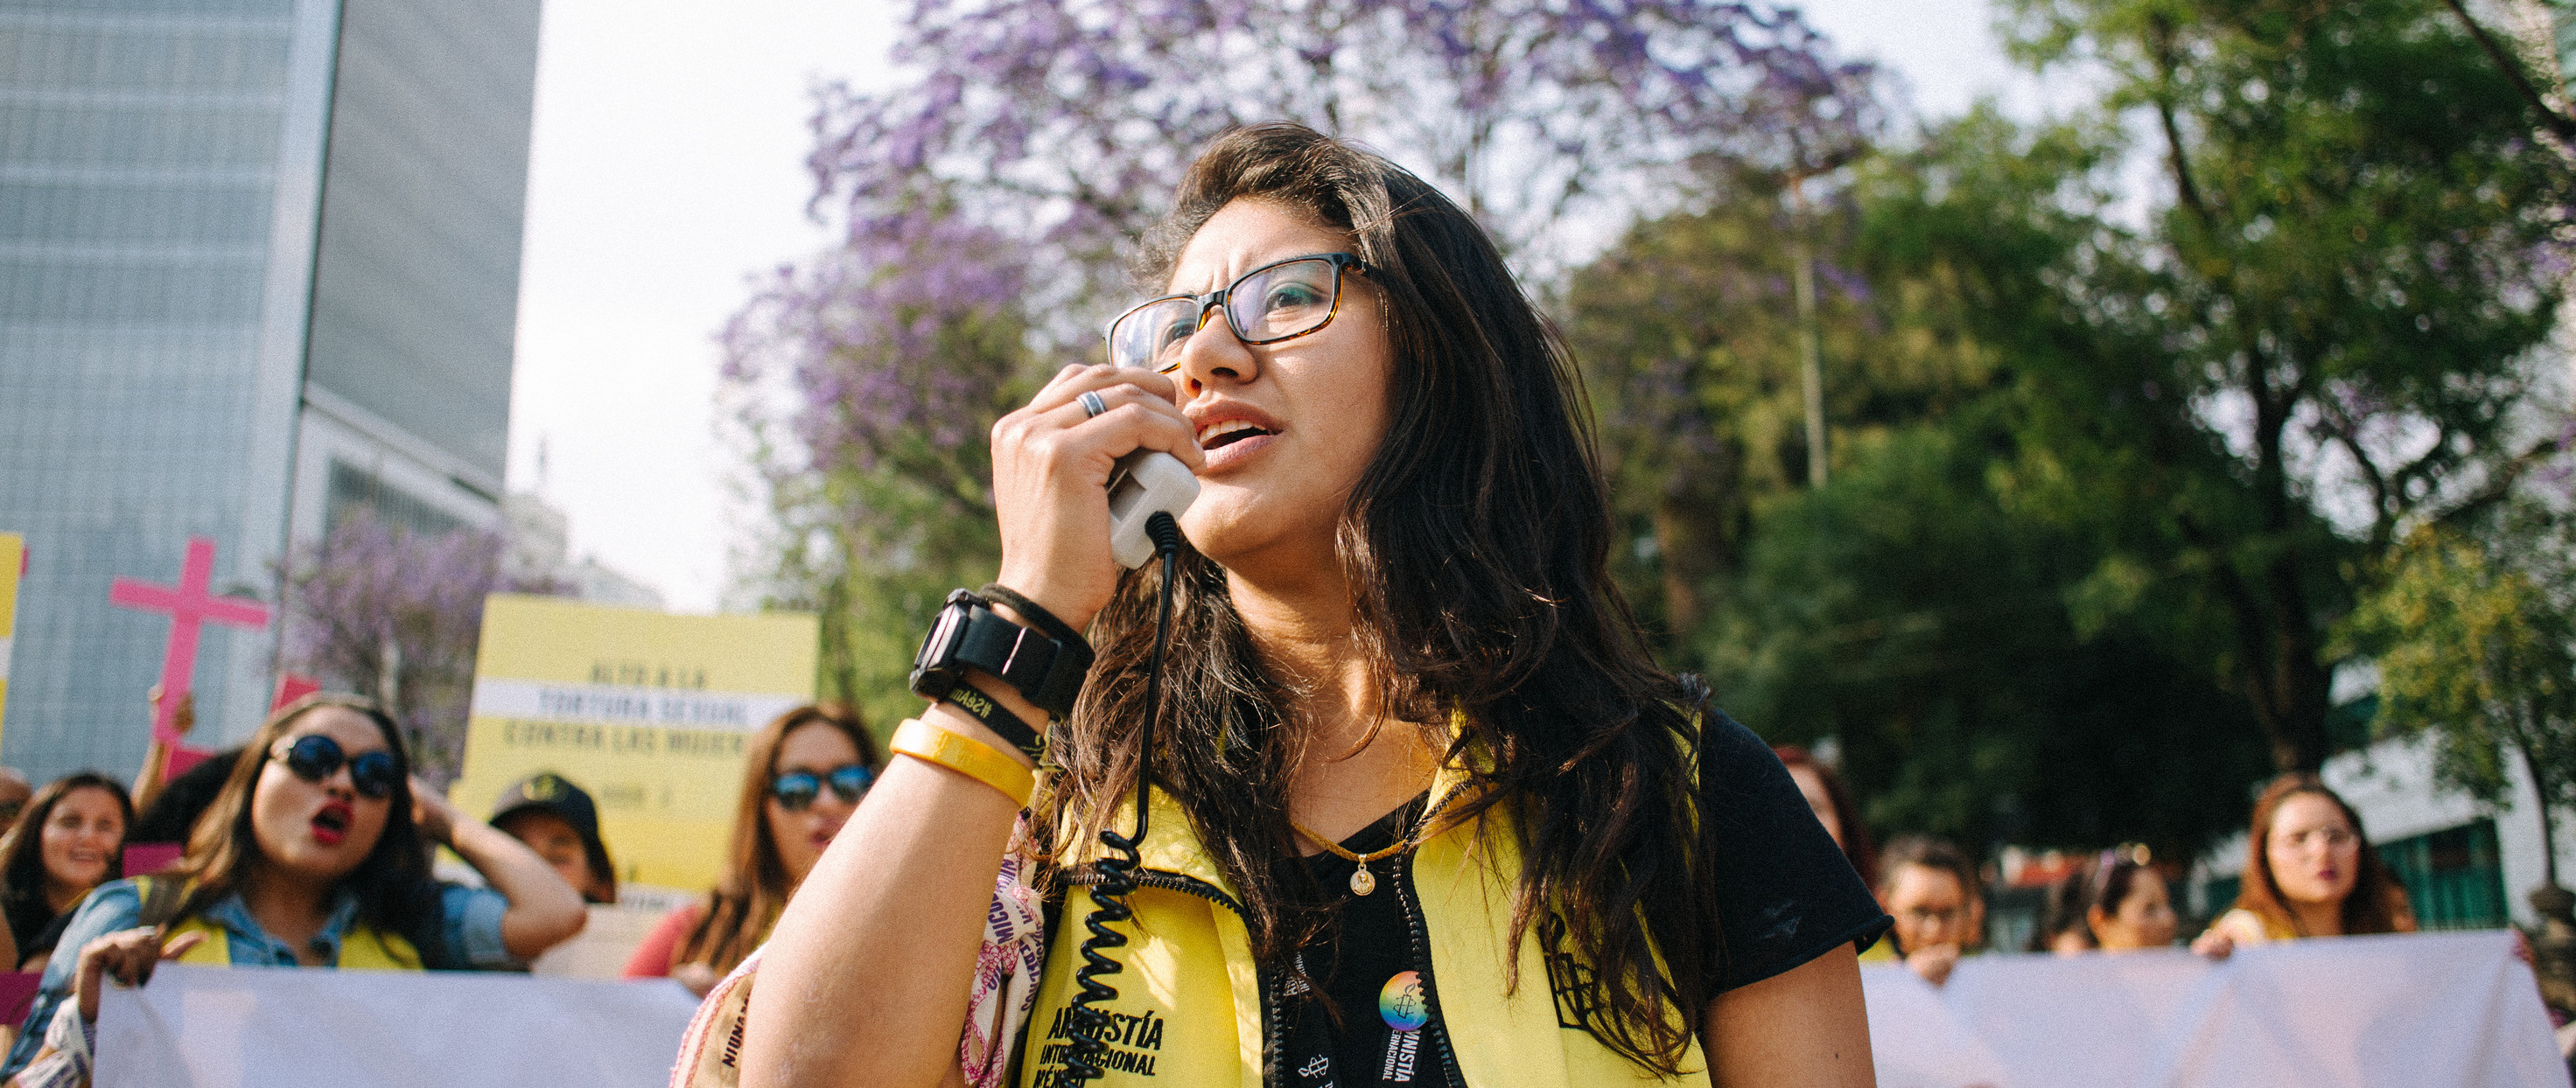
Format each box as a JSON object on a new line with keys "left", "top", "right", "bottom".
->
{"left": 979, "top": 582, "right": 1093, "bottom": 657}
{"left": 942, "top": 686, "right": 1046, "bottom": 764}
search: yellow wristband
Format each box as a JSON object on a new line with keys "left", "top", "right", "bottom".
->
{"left": 892, "top": 718, "right": 1035, "bottom": 808}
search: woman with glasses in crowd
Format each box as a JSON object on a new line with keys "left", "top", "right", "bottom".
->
{"left": 624, "top": 703, "right": 878, "bottom": 996}
{"left": 1879, "top": 836, "right": 1984, "bottom": 987}
{"left": 0, "top": 694, "right": 588, "bottom": 1082}
{"left": 730, "top": 123, "right": 1886, "bottom": 1088}
{"left": 0, "top": 773, "right": 133, "bottom": 973}
{"left": 2193, "top": 772, "right": 2415, "bottom": 958}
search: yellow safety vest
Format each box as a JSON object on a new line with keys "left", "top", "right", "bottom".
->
{"left": 131, "top": 876, "right": 425, "bottom": 972}
{"left": 1019, "top": 764, "right": 1712, "bottom": 1088}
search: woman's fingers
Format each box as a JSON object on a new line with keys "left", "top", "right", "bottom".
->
{"left": 1051, "top": 383, "right": 1205, "bottom": 471}
{"left": 1032, "top": 361, "right": 1180, "bottom": 412}
{"left": 158, "top": 930, "right": 205, "bottom": 962}
{"left": 75, "top": 927, "right": 166, "bottom": 1022}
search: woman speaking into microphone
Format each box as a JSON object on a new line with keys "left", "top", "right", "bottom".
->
{"left": 742, "top": 122, "right": 1887, "bottom": 1088}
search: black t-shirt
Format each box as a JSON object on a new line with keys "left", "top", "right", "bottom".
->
{"left": 1278, "top": 710, "right": 1889, "bottom": 1086}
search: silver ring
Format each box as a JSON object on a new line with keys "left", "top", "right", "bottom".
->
{"left": 1079, "top": 390, "right": 1108, "bottom": 419}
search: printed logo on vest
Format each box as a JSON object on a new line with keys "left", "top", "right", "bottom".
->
{"left": 1030, "top": 1005, "right": 1168, "bottom": 1085}
{"left": 1538, "top": 912, "right": 1601, "bottom": 1031}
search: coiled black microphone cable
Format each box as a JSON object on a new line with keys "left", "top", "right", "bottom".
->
{"left": 1061, "top": 510, "right": 1185, "bottom": 1083}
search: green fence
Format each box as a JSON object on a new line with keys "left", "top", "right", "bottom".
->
{"left": 2378, "top": 819, "right": 2509, "bottom": 931}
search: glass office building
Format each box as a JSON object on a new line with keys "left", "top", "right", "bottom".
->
{"left": 0, "top": 0, "right": 540, "bottom": 779}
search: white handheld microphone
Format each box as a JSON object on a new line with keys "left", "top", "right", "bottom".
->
{"left": 1106, "top": 450, "right": 1199, "bottom": 568}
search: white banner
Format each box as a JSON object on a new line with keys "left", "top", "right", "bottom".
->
{"left": 1865, "top": 931, "right": 2571, "bottom": 1088}
{"left": 468, "top": 678, "right": 809, "bottom": 733}
{"left": 93, "top": 966, "right": 698, "bottom": 1088}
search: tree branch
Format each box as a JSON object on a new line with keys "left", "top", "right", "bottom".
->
{"left": 2147, "top": 15, "right": 2217, "bottom": 228}
{"left": 2440, "top": 0, "right": 2576, "bottom": 146}
{"left": 2430, "top": 429, "right": 2571, "bottom": 528}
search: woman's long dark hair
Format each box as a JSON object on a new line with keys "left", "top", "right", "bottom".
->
{"left": 167, "top": 694, "right": 440, "bottom": 956}
{"left": 0, "top": 772, "right": 132, "bottom": 938}
{"left": 1040, "top": 122, "right": 1720, "bottom": 1074}
{"left": 676, "top": 702, "right": 877, "bottom": 976}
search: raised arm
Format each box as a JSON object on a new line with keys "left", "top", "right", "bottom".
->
{"left": 412, "top": 781, "right": 587, "bottom": 960}
{"left": 739, "top": 363, "right": 1202, "bottom": 1088}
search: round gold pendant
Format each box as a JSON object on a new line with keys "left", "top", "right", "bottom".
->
{"left": 1350, "top": 864, "right": 1376, "bottom": 896}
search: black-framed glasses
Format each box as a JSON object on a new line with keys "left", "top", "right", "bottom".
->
{"left": 1106, "top": 252, "right": 1368, "bottom": 373}
{"left": 770, "top": 764, "right": 874, "bottom": 812}
{"left": 273, "top": 734, "right": 402, "bottom": 800}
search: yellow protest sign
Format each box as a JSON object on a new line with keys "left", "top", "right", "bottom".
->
{"left": 0, "top": 534, "right": 20, "bottom": 747}
{"left": 452, "top": 595, "right": 817, "bottom": 893}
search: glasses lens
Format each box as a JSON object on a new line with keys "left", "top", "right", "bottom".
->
{"left": 347, "top": 751, "right": 402, "bottom": 799}
{"left": 826, "top": 764, "right": 875, "bottom": 803}
{"left": 770, "top": 772, "right": 822, "bottom": 812}
{"left": 1228, "top": 258, "right": 1340, "bottom": 344}
{"left": 283, "top": 735, "right": 343, "bottom": 783}
{"left": 1110, "top": 297, "right": 1202, "bottom": 372}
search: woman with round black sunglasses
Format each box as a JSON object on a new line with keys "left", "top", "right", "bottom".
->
{"left": 625, "top": 703, "right": 879, "bottom": 996}
{"left": 1, "top": 694, "right": 589, "bottom": 1079}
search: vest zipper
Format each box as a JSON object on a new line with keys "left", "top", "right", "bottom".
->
{"left": 1062, "top": 866, "right": 1283, "bottom": 1086}
{"left": 1392, "top": 853, "right": 1470, "bottom": 1088}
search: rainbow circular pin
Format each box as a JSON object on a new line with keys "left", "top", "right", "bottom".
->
{"left": 1379, "top": 971, "right": 1429, "bottom": 1032}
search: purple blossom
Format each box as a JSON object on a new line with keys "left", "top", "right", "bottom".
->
{"left": 277, "top": 513, "right": 569, "bottom": 782}
{"left": 725, "top": 0, "right": 1879, "bottom": 592}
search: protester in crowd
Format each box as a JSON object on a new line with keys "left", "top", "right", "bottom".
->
{"left": 0, "top": 694, "right": 587, "bottom": 1080}
{"left": 125, "top": 747, "right": 246, "bottom": 847}
{"left": 2087, "top": 847, "right": 2179, "bottom": 952}
{"left": 0, "top": 774, "right": 132, "bottom": 972}
{"left": 129, "top": 687, "right": 196, "bottom": 815}
{"left": 0, "top": 769, "right": 32, "bottom": 832}
{"left": 624, "top": 703, "right": 876, "bottom": 995}
{"left": 2193, "top": 772, "right": 2416, "bottom": 958}
{"left": 732, "top": 123, "right": 1888, "bottom": 1087}
{"left": 491, "top": 771, "right": 617, "bottom": 905}
{"left": 1880, "top": 835, "right": 1984, "bottom": 986}
{"left": 2026, "top": 862, "right": 2097, "bottom": 956}
{"left": 1775, "top": 745, "right": 1879, "bottom": 889}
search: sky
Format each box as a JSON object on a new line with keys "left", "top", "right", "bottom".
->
{"left": 505, "top": 0, "right": 2057, "bottom": 614}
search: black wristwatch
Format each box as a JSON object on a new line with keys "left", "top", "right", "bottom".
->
{"left": 909, "top": 589, "right": 1093, "bottom": 721}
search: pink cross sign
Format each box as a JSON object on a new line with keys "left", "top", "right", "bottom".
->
{"left": 109, "top": 537, "right": 270, "bottom": 745}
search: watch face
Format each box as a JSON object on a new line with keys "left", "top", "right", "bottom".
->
{"left": 924, "top": 605, "right": 964, "bottom": 659}
{"left": 911, "top": 602, "right": 970, "bottom": 695}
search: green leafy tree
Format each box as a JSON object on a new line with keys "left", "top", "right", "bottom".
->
{"left": 2345, "top": 506, "right": 2576, "bottom": 885}
{"left": 1998, "top": 0, "right": 2572, "bottom": 771}
{"left": 1572, "top": 108, "right": 2277, "bottom": 854}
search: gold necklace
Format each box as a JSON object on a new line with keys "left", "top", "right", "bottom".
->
{"left": 1291, "top": 813, "right": 1422, "bottom": 896}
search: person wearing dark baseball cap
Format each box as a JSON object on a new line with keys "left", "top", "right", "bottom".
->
{"left": 491, "top": 771, "right": 616, "bottom": 904}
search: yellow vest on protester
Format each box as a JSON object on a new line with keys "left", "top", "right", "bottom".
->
{"left": 130, "top": 876, "right": 426, "bottom": 971}
{"left": 1018, "top": 765, "right": 1713, "bottom": 1088}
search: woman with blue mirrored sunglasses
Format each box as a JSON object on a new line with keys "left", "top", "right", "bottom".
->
{"left": 624, "top": 703, "right": 880, "bottom": 998}
{"left": 1, "top": 695, "right": 591, "bottom": 1080}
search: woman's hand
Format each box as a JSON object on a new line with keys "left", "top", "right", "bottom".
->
{"left": 73, "top": 927, "right": 203, "bottom": 1022}
{"left": 1903, "top": 943, "right": 1961, "bottom": 987}
{"left": 2191, "top": 910, "right": 2259, "bottom": 959}
{"left": 438, "top": 806, "right": 587, "bottom": 961}
{"left": 410, "top": 776, "right": 459, "bottom": 846}
{"left": 989, "top": 363, "right": 1203, "bottom": 633}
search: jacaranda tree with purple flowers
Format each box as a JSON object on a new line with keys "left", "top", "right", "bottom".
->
{"left": 724, "top": 0, "right": 1880, "bottom": 729}
{"left": 279, "top": 513, "right": 567, "bottom": 782}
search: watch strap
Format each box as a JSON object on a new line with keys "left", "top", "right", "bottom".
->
{"left": 911, "top": 589, "right": 1088, "bottom": 719}
{"left": 942, "top": 685, "right": 1045, "bottom": 764}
